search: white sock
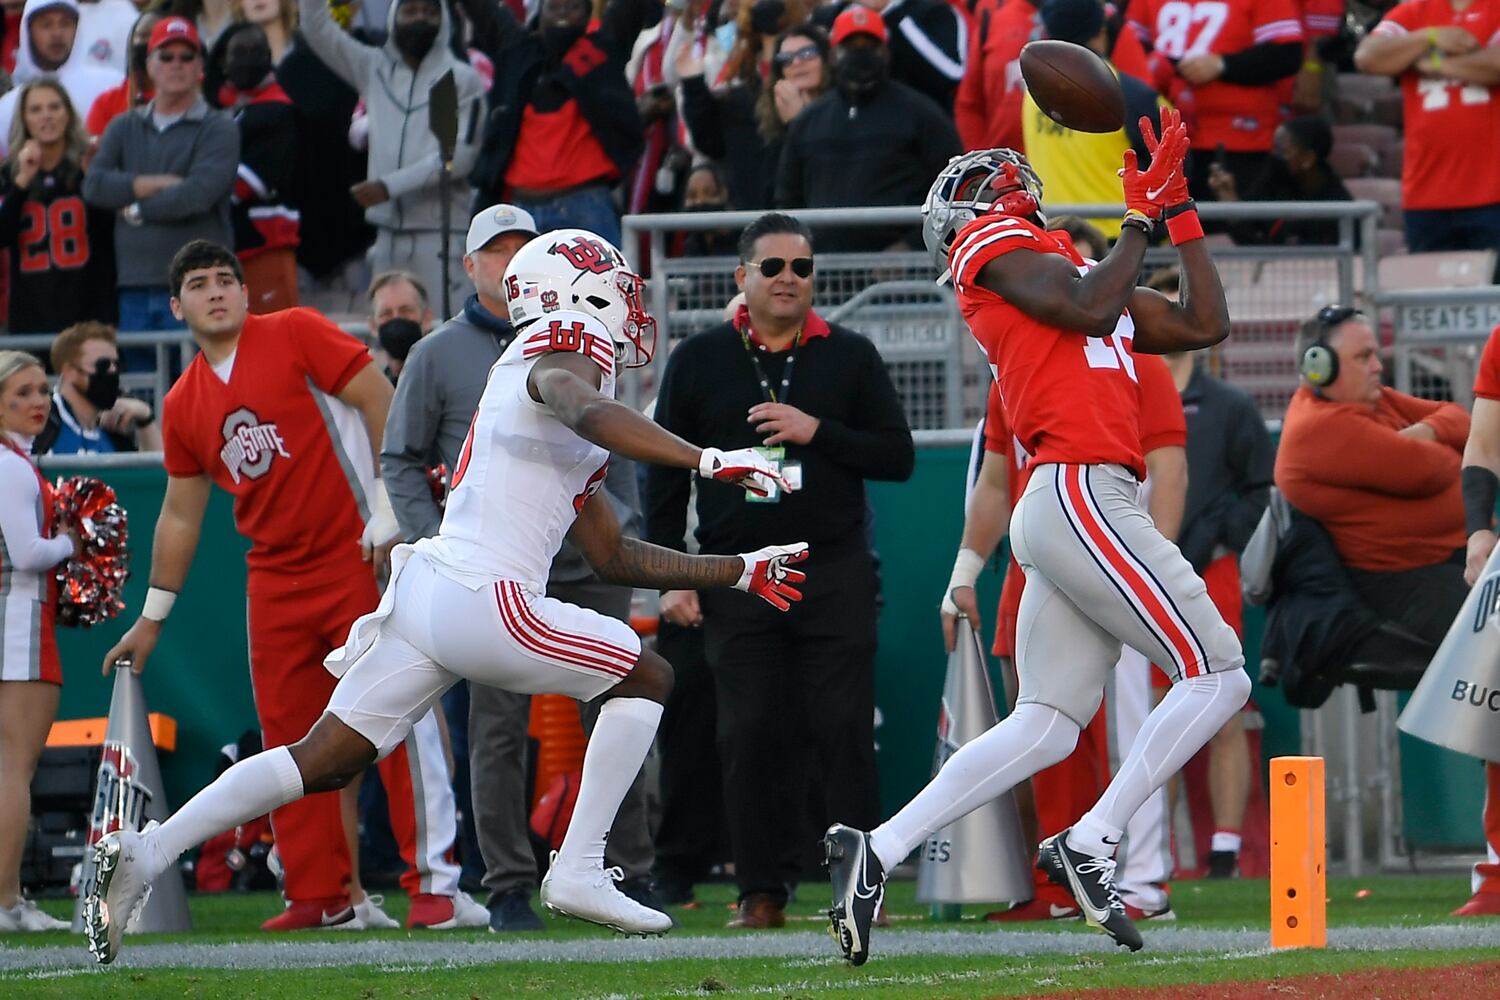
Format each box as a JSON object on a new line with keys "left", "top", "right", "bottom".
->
{"left": 1212, "top": 831, "right": 1243, "bottom": 854}
{"left": 869, "top": 703, "right": 1080, "bottom": 873}
{"left": 144, "top": 745, "right": 305, "bottom": 879}
{"left": 553, "top": 697, "right": 662, "bottom": 872}
{"left": 1072, "top": 670, "right": 1251, "bottom": 858}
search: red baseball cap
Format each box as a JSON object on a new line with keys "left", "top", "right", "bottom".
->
{"left": 831, "top": 5, "right": 888, "bottom": 46}
{"left": 148, "top": 17, "right": 202, "bottom": 55}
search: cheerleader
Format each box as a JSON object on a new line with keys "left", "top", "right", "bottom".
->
{"left": 0, "top": 350, "right": 78, "bottom": 931}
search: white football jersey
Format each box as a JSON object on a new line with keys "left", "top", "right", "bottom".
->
{"left": 416, "top": 310, "right": 618, "bottom": 592}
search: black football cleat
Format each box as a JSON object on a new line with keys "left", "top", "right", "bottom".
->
{"left": 823, "top": 824, "right": 885, "bottom": 966}
{"left": 1037, "top": 828, "right": 1143, "bottom": 952}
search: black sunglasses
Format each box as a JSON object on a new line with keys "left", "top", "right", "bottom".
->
{"left": 774, "top": 44, "right": 820, "bottom": 66}
{"left": 1315, "top": 305, "right": 1360, "bottom": 331}
{"left": 154, "top": 49, "right": 199, "bottom": 63}
{"left": 745, "top": 256, "right": 814, "bottom": 279}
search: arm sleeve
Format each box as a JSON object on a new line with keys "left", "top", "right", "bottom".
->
{"left": 678, "top": 75, "right": 727, "bottom": 160}
{"left": 897, "top": 4, "right": 969, "bottom": 86}
{"left": 381, "top": 67, "right": 486, "bottom": 195}
{"left": 0, "top": 180, "right": 29, "bottom": 247}
{"left": 1219, "top": 41, "right": 1304, "bottom": 85}
{"left": 297, "top": 0, "right": 378, "bottom": 89}
{"left": 1223, "top": 392, "right": 1274, "bottom": 551}
{"left": 238, "top": 110, "right": 298, "bottom": 198}
{"left": 137, "top": 117, "right": 241, "bottom": 222}
{"left": 0, "top": 461, "right": 73, "bottom": 570}
{"left": 806, "top": 338, "right": 915, "bottom": 481}
{"left": 80, "top": 117, "right": 136, "bottom": 209}
{"left": 644, "top": 347, "right": 693, "bottom": 550}
{"left": 290, "top": 308, "right": 374, "bottom": 393}
{"left": 379, "top": 343, "right": 446, "bottom": 541}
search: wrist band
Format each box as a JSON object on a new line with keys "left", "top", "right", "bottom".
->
{"left": 142, "top": 587, "right": 176, "bottom": 622}
{"left": 1120, "top": 215, "right": 1154, "bottom": 237}
{"left": 1303, "top": 58, "right": 1323, "bottom": 73}
{"left": 1428, "top": 26, "right": 1438, "bottom": 47}
{"left": 1165, "top": 208, "right": 1204, "bottom": 245}
{"left": 940, "top": 548, "right": 986, "bottom": 614}
{"left": 1463, "top": 465, "right": 1499, "bottom": 536}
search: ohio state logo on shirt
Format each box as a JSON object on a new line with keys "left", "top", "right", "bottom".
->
{"left": 220, "top": 407, "right": 292, "bottom": 484}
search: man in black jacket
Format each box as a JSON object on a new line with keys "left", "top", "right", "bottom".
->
{"left": 816, "top": 0, "right": 968, "bottom": 112}
{"left": 647, "top": 212, "right": 914, "bottom": 929}
{"left": 776, "top": 6, "right": 961, "bottom": 252}
{"left": 463, "top": 0, "right": 657, "bottom": 246}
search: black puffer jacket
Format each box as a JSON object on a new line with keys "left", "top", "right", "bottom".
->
{"left": 679, "top": 74, "right": 778, "bottom": 211}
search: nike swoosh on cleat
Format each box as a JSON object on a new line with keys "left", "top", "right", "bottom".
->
{"left": 320, "top": 907, "right": 355, "bottom": 927}
{"left": 1049, "top": 904, "right": 1078, "bottom": 918}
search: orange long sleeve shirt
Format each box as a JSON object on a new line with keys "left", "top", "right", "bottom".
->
{"left": 1274, "top": 385, "right": 1469, "bottom": 572}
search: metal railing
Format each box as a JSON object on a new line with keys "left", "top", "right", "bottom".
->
{"left": 623, "top": 201, "right": 1383, "bottom": 422}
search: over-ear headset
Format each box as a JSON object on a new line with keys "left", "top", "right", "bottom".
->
{"left": 1301, "top": 305, "right": 1360, "bottom": 388}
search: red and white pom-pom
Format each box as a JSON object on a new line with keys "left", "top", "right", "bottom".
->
{"left": 52, "top": 476, "right": 130, "bottom": 629}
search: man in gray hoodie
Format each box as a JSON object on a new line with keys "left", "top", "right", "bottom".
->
{"left": 0, "top": 0, "right": 122, "bottom": 154}
{"left": 381, "top": 203, "right": 661, "bottom": 931}
{"left": 82, "top": 16, "right": 237, "bottom": 334}
{"left": 299, "top": 0, "right": 484, "bottom": 316}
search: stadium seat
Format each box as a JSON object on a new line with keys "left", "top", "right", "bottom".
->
{"left": 1329, "top": 143, "right": 1377, "bottom": 179}
{"left": 1375, "top": 228, "right": 1406, "bottom": 257}
{"left": 1343, "top": 177, "right": 1403, "bottom": 228}
{"left": 1378, "top": 140, "right": 1403, "bottom": 180}
{"left": 1332, "top": 124, "right": 1399, "bottom": 157}
{"left": 1377, "top": 250, "right": 1497, "bottom": 292}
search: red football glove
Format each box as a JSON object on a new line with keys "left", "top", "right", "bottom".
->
{"left": 1120, "top": 110, "right": 1189, "bottom": 219}
{"left": 734, "top": 542, "right": 809, "bottom": 611}
{"left": 698, "top": 446, "right": 793, "bottom": 497}
{"left": 1141, "top": 107, "right": 1192, "bottom": 209}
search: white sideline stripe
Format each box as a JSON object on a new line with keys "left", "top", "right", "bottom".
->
{"left": 0, "top": 924, "right": 1494, "bottom": 972}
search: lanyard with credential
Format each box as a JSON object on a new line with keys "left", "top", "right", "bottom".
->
{"left": 740, "top": 326, "right": 802, "bottom": 405}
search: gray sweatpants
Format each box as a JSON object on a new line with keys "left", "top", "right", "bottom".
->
{"left": 1010, "top": 463, "right": 1244, "bottom": 727}
{"left": 469, "top": 577, "right": 656, "bottom": 896}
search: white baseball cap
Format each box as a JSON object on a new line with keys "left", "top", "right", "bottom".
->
{"left": 465, "top": 204, "right": 540, "bottom": 255}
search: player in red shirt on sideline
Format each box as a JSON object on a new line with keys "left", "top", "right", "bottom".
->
{"left": 825, "top": 109, "right": 1249, "bottom": 964}
{"left": 1126, "top": 0, "right": 1304, "bottom": 200}
{"left": 943, "top": 353, "right": 1186, "bottom": 925}
{"left": 1448, "top": 324, "right": 1500, "bottom": 917}
{"left": 84, "top": 230, "right": 812, "bottom": 965}
{"left": 99, "top": 241, "right": 478, "bottom": 933}
{"left": 1356, "top": 0, "right": 1500, "bottom": 262}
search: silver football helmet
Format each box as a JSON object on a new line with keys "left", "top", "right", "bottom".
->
{"left": 922, "top": 148, "right": 1046, "bottom": 284}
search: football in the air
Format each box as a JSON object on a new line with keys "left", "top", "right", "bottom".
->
{"left": 1019, "top": 39, "right": 1125, "bottom": 134}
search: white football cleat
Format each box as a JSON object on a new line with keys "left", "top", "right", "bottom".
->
{"left": 331, "top": 894, "right": 401, "bottom": 930}
{"left": 84, "top": 821, "right": 159, "bottom": 964}
{"left": 540, "top": 854, "right": 672, "bottom": 936}
{"left": 0, "top": 898, "right": 70, "bottom": 931}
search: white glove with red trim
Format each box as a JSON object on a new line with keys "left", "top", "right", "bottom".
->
{"left": 734, "top": 543, "right": 810, "bottom": 611}
{"left": 698, "top": 447, "right": 792, "bottom": 497}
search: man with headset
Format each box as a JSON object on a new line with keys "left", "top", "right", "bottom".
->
{"left": 1274, "top": 305, "right": 1470, "bottom": 652}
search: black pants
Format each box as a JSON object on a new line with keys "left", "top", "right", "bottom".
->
{"left": 1348, "top": 549, "right": 1468, "bottom": 647}
{"left": 699, "top": 544, "right": 881, "bottom": 905}
{"left": 651, "top": 621, "right": 725, "bottom": 888}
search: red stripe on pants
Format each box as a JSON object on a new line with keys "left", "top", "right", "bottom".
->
{"left": 249, "top": 572, "right": 440, "bottom": 902}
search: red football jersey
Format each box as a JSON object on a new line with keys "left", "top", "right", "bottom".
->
{"left": 1372, "top": 0, "right": 1500, "bottom": 210}
{"left": 1126, "top": 0, "right": 1303, "bottom": 151}
{"left": 162, "top": 308, "right": 376, "bottom": 586}
{"left": 983, "top": 354, "right": 1185, "bottom": 656}
{"left": 1476, "top": 324, "right": 1500, "bottom": 400}
{"left": 952, "top": 214, "right": 1149, "bottom": 482}
{"left": 955, "top": 0, "right": 1038, "bottom": 152}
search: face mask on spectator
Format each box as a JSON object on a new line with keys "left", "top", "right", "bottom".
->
{"left": 749, "top": 0, "right": 784, "bottom": 36}
{"left": 714, "top": 20, "right": 737, "bottom": 55}
{"left": 394, "top": 19, "right": 440, "bottom": 60}
{"left": 833, "top": 46, "right": 887, "bottom": 101}
{"left": 378, "top": 318, "right": 424, "bottom": 363}
{"left": 82, "top": 360, "right": 121, "bottom": 411}
{"left": 225, "top": 50, "right": 273, "bottom": 91}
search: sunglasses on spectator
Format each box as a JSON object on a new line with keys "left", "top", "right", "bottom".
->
{"left": 774, "top": 44, "right": 820, "bottom": 67}
{"left": 745, "top": 256, "right": 814, "bottom": 279}
{"left": 154, "top": 49, "right": 199, "bottom": 63}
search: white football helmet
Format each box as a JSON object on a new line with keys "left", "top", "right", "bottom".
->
{"left": 922, "top": 148, "right": 1046, "bottom": 284}
{"left": 503, "top": 228, "right": 658, "bottom": 368}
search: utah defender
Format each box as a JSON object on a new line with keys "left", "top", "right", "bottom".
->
{"left": 826, "top": 113, "right": 1250, "bottom": 963}
{"left": 84, "top": 230, "right": 810, "bottom": 963}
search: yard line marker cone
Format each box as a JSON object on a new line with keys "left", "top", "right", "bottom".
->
{"left": 915, "top": 618, "right": 1033, "bottom": 909}
{"left": 71, "top": 662, "right": 192, "bottom": 934}
{"left": 1270, "top": 755, "right": 1325, "bottom": 949}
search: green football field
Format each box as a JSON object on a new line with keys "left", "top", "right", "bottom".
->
{"left": 2, "top": 875, "right": 1498, "bottom": 998}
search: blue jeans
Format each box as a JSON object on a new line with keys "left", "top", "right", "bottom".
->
{"left": 511, "top": 185, "right": 622, "bottom": 247}
{"left": 1404, "top": 203, "right": 1500, "bottom": 279}
{"left": 117, "top": 286, "right": 186, "bottom": 377}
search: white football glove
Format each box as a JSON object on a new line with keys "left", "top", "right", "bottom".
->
{"left": 698, "top": 446, "right": 793, "bottom": 497}
{"left": 734, "top": 542, "right": 810, "bottom": 611}
{"left": 361, "top": 481, "right": 401, "bottom": 556}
